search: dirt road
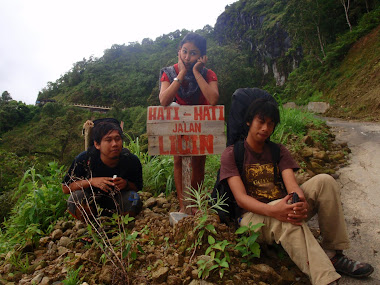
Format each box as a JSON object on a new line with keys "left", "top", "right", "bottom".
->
{"left": 325, "top": 118, "right": 380, "bottom": 284}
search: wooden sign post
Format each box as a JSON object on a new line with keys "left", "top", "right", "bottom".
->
{"left": 147, "top": 105, "right": 226, "bottom": 213}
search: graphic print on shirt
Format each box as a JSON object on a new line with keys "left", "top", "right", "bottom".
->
{"left": 244, "top": 163, "right": 285, "bottom": 203}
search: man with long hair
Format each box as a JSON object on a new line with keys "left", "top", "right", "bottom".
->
{"left": 62, "top": 119, "right": 142, "bottom": 221}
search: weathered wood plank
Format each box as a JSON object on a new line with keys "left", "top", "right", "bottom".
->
{"left": 147, "top": 105, "right": 226, "bottom": 156}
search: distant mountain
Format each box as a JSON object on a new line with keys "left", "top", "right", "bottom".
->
{"left": 36, "top": 0, "right": 379, "bottom": 117}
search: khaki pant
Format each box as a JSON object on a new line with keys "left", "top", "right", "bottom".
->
{"left": 240, "top": 174, "right": 350, "bottom": 285}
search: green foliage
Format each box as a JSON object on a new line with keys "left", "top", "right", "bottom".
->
{"left": 0, "top": 191, "right": 13, "bottom": 224}
{"left": 188, "top": 213, "right": 218, "bottom": 256}
{"left": 272, "top": 107, "right": 324, "bottom": 145}
{"left": 0, "top": 150, "right": 36, "bottom": 194}
{"left": 0, "top": 103, "right": 97, "bottom": 166}
{"left": 62, "top": 265, "right": 83, "bottom": 285}
{"left": 197, "top": 238, "right": 231, "bottom": 279}
{"left": 0, "top": 162, "right": 67, "bottom": 253}
{"left": 282, "top": 6, "right": 380, "bottom": 104}
{"left": 124, "top": 134, "right": 175, "bottom": 196}
{"left": 7, "top": 252, "right": 32, "bottom": 274}
{"left": 83, "top": 211, "right": 147, "bottom": 279}
{"left": 143, "top": 155, "right": 175, "bottom": 196}
{"left": 185, "top": 184, "right": 228, "bottom": 216}
{"left": 203, "top": 155, "right": 222, "bottom": 190}
{"left": 324, "top": 7, "right": 380, "bottom": 68}
{"left": 0, "top": 99, "right": 39, "bottom": 135}
{"left": 109, "top": 106, "right": 148, "bottom": 139}
{"left": 235, "top": 222, "right": 265, "bottom": 263}
{"left": 185, "top": 183, "right": 230, "bottom": 279}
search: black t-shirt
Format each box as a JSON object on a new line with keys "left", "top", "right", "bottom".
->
{"left": 62, "top": 148, "right": 143, "bottom": 191}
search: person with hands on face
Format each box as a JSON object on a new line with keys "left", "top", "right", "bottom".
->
{"left": 159, "top": 32, "right": 218, "bottom": 107}
{"left": 220, "top": 97, "right": 373, "bottom": 285}
{"left": 159, "top": 33, "right": 219, "bottom": 214}
{"left": 62, "top": 119, "right": 143, "bottom": 221}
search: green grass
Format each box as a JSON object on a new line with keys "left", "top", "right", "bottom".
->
{"left": 272, "top": 107, "right": 324, "bottom": 145}
{"left": 0, "top": 162, "right": 67, "bottom": 253}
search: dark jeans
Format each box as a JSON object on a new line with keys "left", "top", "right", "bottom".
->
{"left": 67, "top": 188, "right": 142, "bottom": 220}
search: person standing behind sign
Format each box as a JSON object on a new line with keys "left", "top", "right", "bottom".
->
{"left": 159, "top": 32, "right": 219, "bottom": 213}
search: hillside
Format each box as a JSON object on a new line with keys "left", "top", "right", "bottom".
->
{"left": 32, "top": 0, "right": 379, "bottom": 121}
{"left": 325, "top": 25, "right": 380, "bottom": 121}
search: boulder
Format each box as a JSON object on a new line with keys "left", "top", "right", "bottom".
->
{"left": 307, "top": 102, "right": 330, "bottom": 113}
{"left": 152, "top": 266, "right": 169, "bottom": 283}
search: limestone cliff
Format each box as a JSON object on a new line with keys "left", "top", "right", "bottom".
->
{"left": 214, "top": 0, "right": 302, "bottom": 86}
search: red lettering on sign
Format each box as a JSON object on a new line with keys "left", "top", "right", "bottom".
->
{"left": 191, "top": 135, "right": 199, "bottom": 154}
{"left": 178, "top": 136, "right": 191, "bottom": 155}
{"left": 148, "top": 107, "right": 157, "bottom": 120}
{"left": 199, "top": 135, "right": 214, "bottom": 154}
{"left": 204, "top": 107, "right": 211, "bottom": 120}
{"left": 169, "top": 136, "right": 177, "bottom": 154}
{"left": 193, "top": 106, "right": 224, "bottom": 121}
{"left": 210, "top": 106, "right": 217, "bottom": 120}
{"left": 193, "top": 106, "right": 201, "bottom": 120}
{"left": 157, "top": 135, "right": 215, "bottom": 155}
{"left": 218, "top": 106, "right": 225, "bottom": 120}
{"left": 157, "top": 108, "right": 164, "bottom": 120}
{"left": 173, "top": 122, "right": 202, "bottom": 133}
{"left": 172, "top": 107, "right": 180, "bottom": 120}
{"left": 165, "top": 108, "right": 171, "bottom": 120}
{"left": 159, "top": 136, "right": 169, "bottom": 155}
{"left": 194, "top": 123, "right": 201, "bottom": 132}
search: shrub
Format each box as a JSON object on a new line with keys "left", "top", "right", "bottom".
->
{"left": 0, "top": 162, "right": 67, "bottom": 253}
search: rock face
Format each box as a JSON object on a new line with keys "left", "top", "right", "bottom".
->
{"left": 214, "top": 2, "right": 303, "bottom": 86}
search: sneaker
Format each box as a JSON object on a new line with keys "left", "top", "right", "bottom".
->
{"left": 330, "top": 251, "right": 374, "bottom": 278}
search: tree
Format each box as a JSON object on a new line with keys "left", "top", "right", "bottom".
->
{"left": 1, "top": 91, "right": 12, "bottom": 103}
{"left": 340, "top": 0, "right": 353, "bottom": 31}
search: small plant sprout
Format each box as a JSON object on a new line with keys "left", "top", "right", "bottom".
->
{"left": 62, "top": 265, "right": 83, "bottom": 285}
{"left": 197, "top": 237, "right": 231, "bottom": 279}
{"left": 185, "top": 183, "right": 228, "bottom": 215}
{"left": 235, "top": 222, "right": 265, "bottom": 263}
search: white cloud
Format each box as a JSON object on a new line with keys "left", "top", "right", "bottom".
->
{"left": 0, "top": 0, "right": 236, "bottom": 104}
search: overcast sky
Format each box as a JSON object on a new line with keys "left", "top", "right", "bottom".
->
{"left": 0, "top": 0, "right": 236, "bottom": 105}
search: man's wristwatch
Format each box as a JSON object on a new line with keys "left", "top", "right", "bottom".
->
{"left": 173, "top": 77, "right": 182, "bottom": 84}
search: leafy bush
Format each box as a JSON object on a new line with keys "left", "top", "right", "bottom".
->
{"left": 0, "top": 162, "right": 67, "bottom": 253}
{"left": 0, "top": 150, "right": 36, "bottom": 194}
{"left": 235, "top": 222, "right": 264, "bottom": 263}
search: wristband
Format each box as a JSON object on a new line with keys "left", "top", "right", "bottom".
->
{"left": 173, "top": 77, "right": 182, "bottom": 84}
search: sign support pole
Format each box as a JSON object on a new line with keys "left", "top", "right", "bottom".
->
{"left": 182, "top": 156, "right": 192, "bottom": 215}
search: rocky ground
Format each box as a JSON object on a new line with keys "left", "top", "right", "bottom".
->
{"left": 0, "top": 124, "right": 351, "bottom": 285}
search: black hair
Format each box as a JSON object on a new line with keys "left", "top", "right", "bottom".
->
{"left": 244, "top": 98, "right": 280, "bottom": 130}
{"left": 87, "top": 119, "right": 124, "bottom": 160}
{"left": 179, "top": 32, "right": 207, "bottom": 56}
{"left": 91, "top": 121, "right": 123, "bottom": 145}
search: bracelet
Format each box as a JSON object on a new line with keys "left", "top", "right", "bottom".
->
{"left": 195, "top": 75, "right": 203, "bottom": 81}
{"left": 173, "top": 77, "right": 182, "bottom": 84}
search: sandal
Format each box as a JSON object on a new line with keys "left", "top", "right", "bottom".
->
{"left": 330, "top": 251, "right": 374, "bottom": 278}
